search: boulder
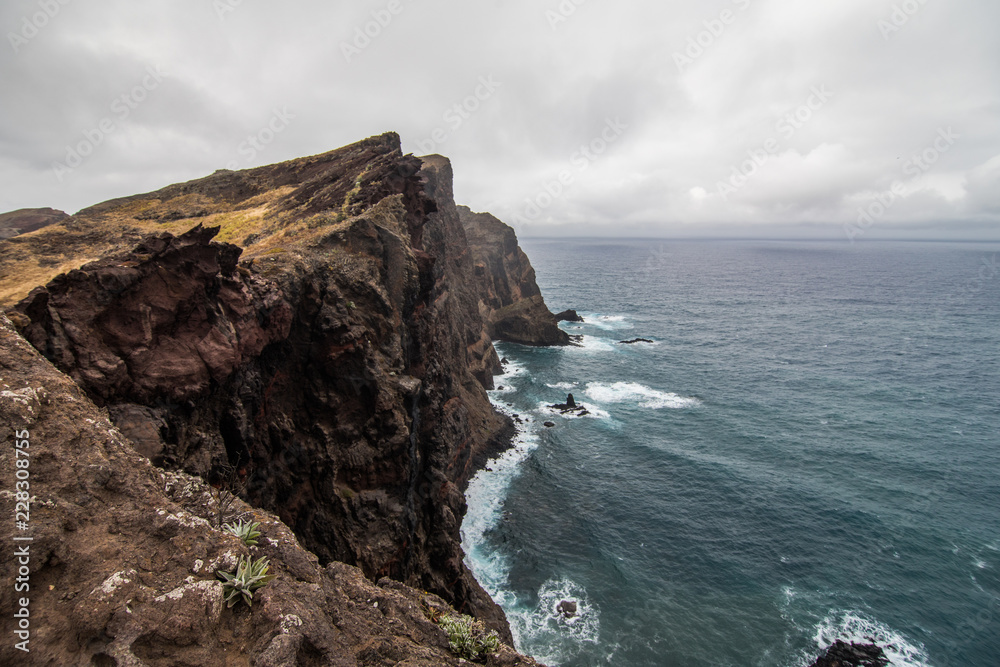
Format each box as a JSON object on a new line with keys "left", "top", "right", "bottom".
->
{"left": 556, "top": 600, "right": 577, "bottom": 619}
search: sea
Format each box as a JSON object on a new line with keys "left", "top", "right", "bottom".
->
{"left": 461, "top": 239, "right": 1000, "bottom": 667}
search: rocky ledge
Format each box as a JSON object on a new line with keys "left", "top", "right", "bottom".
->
{"left": 0, "top": 134, "right": 554, "bottom": 665}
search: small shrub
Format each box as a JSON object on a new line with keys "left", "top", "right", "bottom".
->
{"left": 222, "top": 519, "right": 262, "bottom": 546}
{"left": 439, "top": 614, "right": 501, "bottom": 661}
{"left": 218, "top": 555, "right": 276, "bottom": 608}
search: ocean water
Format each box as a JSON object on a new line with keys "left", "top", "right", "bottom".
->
{"left": 462, "top": 240, "right": 1000, "bottom": 667}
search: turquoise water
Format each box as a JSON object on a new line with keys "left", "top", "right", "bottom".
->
{"left": 462, "top": 240, "right": 1000, "bottom": 667}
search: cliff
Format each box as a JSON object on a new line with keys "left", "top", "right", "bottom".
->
{"left": 0, "top": 134, "right": 554, "bottom": 665}
{"left": 458, "top": 207, "right": 569, "bottom": 347}
{"left": 0, "top": 311, "right": 538, "bottom": 666}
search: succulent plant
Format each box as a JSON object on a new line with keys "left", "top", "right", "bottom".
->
{"left": 222, "top": 519, "right": 262, "bottom": 546}
{"left": 217, "top": 555, "right": 276, "bottom": 608}
{"left": 439, "top": 614, "right": 501, "bottom": 661}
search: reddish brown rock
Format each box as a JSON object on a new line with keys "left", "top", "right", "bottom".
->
{"left": 0, "top": 311, "right": 541, "bottom": 666}
{"left": 3, "top": 134, "right": 555, "bottom": 654}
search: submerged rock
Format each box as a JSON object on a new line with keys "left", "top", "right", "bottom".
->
{"left": 618, "top": 338, "right": 654, "bottom": 345}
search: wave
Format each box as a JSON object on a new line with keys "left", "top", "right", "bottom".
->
{"left": 567, "top": 335, "right": 618, "bottom": 353}
{"left": 506, "top": 577, "right": 601, "bottom": 666}
{"left": 465, "top": 400, "right": 601, "bottom": 666}
{"left": 572, "top": 313, "right": 634, "bottom": 331}
{"left": 546, "top": 382, "right": 579, "bottom": 390}
{"left": 462, "top": 404, "right": 540, "bottom": 610}
{"left": 537, "top": 400, "right": 612, "bottom": 420}
{"left": 584, "top": 381, "right": 701, "bottom": 409}
{"left": 811, "top": 610, "right": 932, "bottom": 667}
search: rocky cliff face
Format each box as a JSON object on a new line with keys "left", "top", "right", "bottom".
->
{"left": 0, "top": 311, "right": 539, "bottom": 666}
{"left": 458, "top": 207, "right": 569, "bottom": 347}
{"left": 0, "top": 134, "right": 556, "bottom": 664}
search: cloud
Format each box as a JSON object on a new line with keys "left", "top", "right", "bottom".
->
{"left": 1, "top": 0, "right": 998, "bottom": 239}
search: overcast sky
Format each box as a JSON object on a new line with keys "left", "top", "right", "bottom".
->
{"left": 2, "top": 0, "right": 999, "bottom": 240}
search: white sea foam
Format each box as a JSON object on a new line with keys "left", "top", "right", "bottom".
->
{"left": 813, "top": 610, "right": 932, "bottom": 667}
{"left": 462, "top": 414, "right": 540, "bottom": 610}
{"left": 537, "top": 400, "right": 612, "bottom": 420}
{"left": 546, "top": 382, "right": 578, "bottom": 391}
{"left": 568, "top": 336, "right": 617, "bottom": 353}
{"left": 507, "top": 577, "right": 601, "bottom": 666}
{"left": 584, "top": 381, "right": 701, "bottom": 409}
{"left": 582, "top": 313, "right": 634, "bottom": 331}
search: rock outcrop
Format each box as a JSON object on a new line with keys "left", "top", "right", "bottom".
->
{"left": 458, "top": 206, "right": 569, "bottom": 347}
{"left": 0, "top": 134, "right": 560, "bottom": 664}
{"left": 808, "top": 641, "right": 889, "bottom": 667}
{"left": 554, "top": 309, "right": 584, "bottom": 323}
{"left": 0, "top": 207, "right": 68, "bottom": 239}
{"left": 0, "top": 312, "right": 540, "bottom": 666}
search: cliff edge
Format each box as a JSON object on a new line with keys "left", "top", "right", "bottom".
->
{"left": 458, "top": 206, "right": 569, "bottom": 347}
{"left": 0, "top": 134, "right": 554, "bottom": 664}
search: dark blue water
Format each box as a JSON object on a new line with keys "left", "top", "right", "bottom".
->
{"left": 462, "top": 240, "right": 1000, "bottom": 667}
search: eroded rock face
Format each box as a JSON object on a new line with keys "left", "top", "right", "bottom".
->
{"left": 15, "top": 224, "right": 292, "bottom": 406}
{"left": 0, "top": 312, "right": 541, "bottom": 666}
{"left": 458, "top": 206, "right": 569, "bottom": 347}
{"left": 4, "top": 135, "right": 560, "bottom": 651}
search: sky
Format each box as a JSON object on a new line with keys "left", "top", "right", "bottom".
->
{"left": 2, "top": 0, "right": 999, "bottom": 240}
